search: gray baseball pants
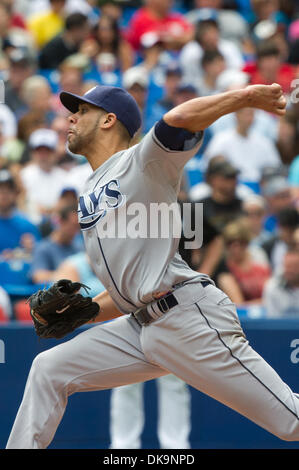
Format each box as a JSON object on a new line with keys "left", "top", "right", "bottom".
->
{"left": 6, "top": 282, "right": 299, "bottom": 448}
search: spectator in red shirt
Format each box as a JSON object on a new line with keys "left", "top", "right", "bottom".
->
{"left": 125, "top": 0, "right": 193, "bottom": 54}
{"left": 243, "top": 40, "right": 296, "bottom": 95}
{"left": 221, "top": 218, "right": 271, "bottom": 305}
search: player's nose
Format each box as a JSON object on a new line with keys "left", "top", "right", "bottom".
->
{"left": 68, "top": 113, "right": 78, "bottom": 124}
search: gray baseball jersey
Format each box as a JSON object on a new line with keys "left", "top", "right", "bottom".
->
{"left": 78, "top": 126, "right": 210, "bottom": 314}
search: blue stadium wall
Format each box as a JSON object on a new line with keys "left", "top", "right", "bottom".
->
{"left": 1, "top": 318, "right": 299, "bottom": 449}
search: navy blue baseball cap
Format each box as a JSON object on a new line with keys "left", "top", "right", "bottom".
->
{"left": 60, "top": 85, "right": 142, "bottom": 138}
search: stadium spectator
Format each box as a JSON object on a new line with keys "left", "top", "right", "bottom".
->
{"left": 209, "top": 69, "right": 279, "bottom": 141}
{"left": 27, "top": 0, "right": 66, "bottom": 49}
{"left": 51, "top": 61, "right": 86, "bottom": 114}
{"left": 262, "top": 207, "right": 299, "bottom": 276}
{"left": 1, "top": 111, "right": 48, "bottom": 167}
{"left": 143, "top": 62, "right": 182, "bottom": 132}
{"left": 38, "top": 13, "right": 90, "bottom": 70}
{"left": 125, "top": 0, "right": 193, "bottom": 54}
{"left": 0, "top": 0, "right": 26, "bottom": 31}
{"left": 276, "top": 109, "right": 298, "bottom": 165}
{"left": 203, "top": 107, "right": 281, "bottom": 183}
{"left": 180, "top": 11, "right": 244, "bottom": 84}
{"left": 63, "top": 0, "right": 98, "bottom": 16}
{"left": 249, "top": 0, "right": 288, "bottom": 29}
{"left": 51, "top": 115, "right": 77, "bottom": 169}
{"left": 19, "top": 129, "right": 67, "bottom": 224}
{"left": 178, "top": 196, "right": 224, "bottom": 278}
{"left": 0, "top": 2, "right": 31, "bottom": 59}
{"left": 217, "top": 218, "right": 271, "bottom": 305}
{"left": 189, "top": 156, "right": 255, "bottom": 202}
{"left": 172, "top": 83, "right": 198, "bottom": 107}
{"left": 0, "top": 168, "right": 40, "bottom": 255}
{"left": 123, "top": 66, "right": 149, "bottom": 120}
{"left": 99, "top": 0, "right": 122, "bottom": 22}
{"left": 263, "top": 249, "right": 299, "bottom": 317}
{"left": 197, "top": 157, "right": 244, "bottom": 233}
{"left": 38, "top": 187, "right": 79, "bottom": 238}
{"left": 4, "top": 49, "right": 36, "bottom": 119}
{"left": 0, "top": 3, "right": 15, "bottom": 51}
{"left": 261, "top": 174, "right": 293, "bottom": 233}
{"left": 30, "top": 203, "right": 82, "bottom": 284}
{"left": 54, "top": 251, "right": 105, "bottom": 298}
{"left": 91, "top": 14, "right": 135, "bottom": 72}
{"left": 20, "top": 75, "right": 56, "bottom": 125}
{"left": 63, "top": 162, "right": 92, "bottom": 194}
{"left": 243, "top": 41, "right": 296, "bottom": 95}
{"left": 195, "top": 49, "right": 226, "bottom": 96}
{"left": 242, "top": 194, "right": 272, "bottom": 247}
{"left": 186, "top": 1, "right": 249, "bottom": 48}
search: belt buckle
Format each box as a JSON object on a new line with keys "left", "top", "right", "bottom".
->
{"left": 157, "top": 297, "right": 169, "bottom": 313}
{"left": 133, "top": 306, "right": 144, "bottom": 320}
{"left": 133, "top": 306, "right": 152, "bottom": 326}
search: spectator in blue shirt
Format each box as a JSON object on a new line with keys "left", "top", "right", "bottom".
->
{"left": 30, "top": 204, "right": 83, "bottom": 284}
{"left": 0, "top": 169, "right": 40, "bottom": 255}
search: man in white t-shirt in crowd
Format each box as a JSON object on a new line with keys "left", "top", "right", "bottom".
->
{"left": 202, "top": 107, "right": 281, "bottom": 183}
{"left": 179, "top": 10, "right": 244, "bottom": 85}
{"left": 263, "top": 250, "right": 299, "bottom": 318}
{"left": 185, "top": 2, "right": 249, "bottom": 49}
{"left": 20, "top": 128, "right": 67, "bottom": 223}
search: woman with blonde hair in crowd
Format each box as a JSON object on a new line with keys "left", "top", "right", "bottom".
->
{"left": 216, "top": 217, "right": 271, "bottom": 305}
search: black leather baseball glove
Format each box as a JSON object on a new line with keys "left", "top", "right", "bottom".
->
{"left": 28, "top": 279, "right": 100, "bottom": 339}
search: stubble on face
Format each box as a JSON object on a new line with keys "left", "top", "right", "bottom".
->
{"left": 67, "top": 108, "right": 103, "bottom": 155}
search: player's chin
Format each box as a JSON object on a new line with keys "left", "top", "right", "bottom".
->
{"left": 67, "top": 137, "right": 81, "bottom": 154}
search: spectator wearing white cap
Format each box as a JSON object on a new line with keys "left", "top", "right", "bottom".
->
{"left": 19, "top": 129, "right": 67, "bottom": 223}
{"left": 122, "top": 65, "right": 150, "bottom": 139}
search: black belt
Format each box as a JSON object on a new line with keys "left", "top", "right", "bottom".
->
{"left": 132, "top": 280, "right": 211, "bottom": 326}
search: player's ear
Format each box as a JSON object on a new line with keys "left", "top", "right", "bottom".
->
{"left": 101, "top": 112, "right": 117, "bottom": 130}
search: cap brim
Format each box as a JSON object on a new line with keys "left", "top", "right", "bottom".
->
{"left": 59, "top": 91, "right": 101, "bottom": 114}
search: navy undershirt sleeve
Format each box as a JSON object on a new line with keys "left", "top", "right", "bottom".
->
{"left": 154, "top": 118, "right": 201, "bottom": 151}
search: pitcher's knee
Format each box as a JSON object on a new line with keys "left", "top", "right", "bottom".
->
{"left": 30, "top": 349, "right": 66, "bottom": 389}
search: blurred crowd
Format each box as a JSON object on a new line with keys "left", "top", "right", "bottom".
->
{"left": 0, "top": 0, "right": 299, "bottom": 322}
